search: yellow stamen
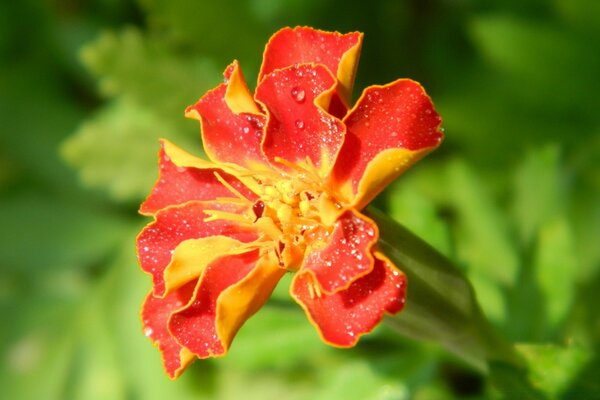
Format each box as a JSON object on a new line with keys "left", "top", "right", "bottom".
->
{"left": 308, "top": 283, "right": 315, "bottom": 299}
{"left": 213, "top": 172, "right": 252, "bottom": 204}
{"left": 313, "top": 281, "right": 322, "bottom": 298}
{"left": 204, "top": 210, "right": 251, "bottom": 225}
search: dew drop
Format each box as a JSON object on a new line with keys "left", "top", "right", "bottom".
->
{"left": 291, "top": 87, "right": 306, "bottom": 103}
{"left": 295, "top": 119, "right": 305, "bottom": 129}
{"left": 242, "top": 126, "right": 250, "bottom": 134}
{"left": 144, "top": 327, "right": 153, "bottom": 337}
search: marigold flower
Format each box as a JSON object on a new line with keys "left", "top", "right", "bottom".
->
{"left": 137, "top": 26, "right": 443, "bottom": 379}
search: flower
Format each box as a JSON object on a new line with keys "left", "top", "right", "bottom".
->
{"left": 136, "top": 26, "right": 443, "bottom": 379}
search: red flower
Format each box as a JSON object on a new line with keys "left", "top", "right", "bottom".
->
{"left": 137, "top": 27, "right": 443, "bottom": 379}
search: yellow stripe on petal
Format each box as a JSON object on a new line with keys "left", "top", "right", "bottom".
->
{"left": 162, "top": 236, "right": 246, "bottom": 296}
{"left": 172, "top": 347, "right": 196, "bottom": 380}
{"left": 161, "top": 139, "right": 264, "bottom": 194}
{"left": 224, "top": 60, "right": 262, "bottom": 115}
{"left": 353, "top": 147, "right": 433, "bottom": 209}
{"left": 215, "top": 252, "right": 285, "bottom": 351}
{"left": 161, "top": 139, "right": 216, "bottom": 169}
{"left": 336, "top": 33, "right": 363, "bottom": 106}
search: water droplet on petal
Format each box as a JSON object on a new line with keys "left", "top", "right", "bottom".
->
{"left": 295, "top": 119, "right": 305, "bottom": 129}
{"left": 144, "top": 327, "right": 153, "bottom": 337}
{"left": 291, "top": 87, "right": 306, "bottom": 103}
{"left": 242, "top": 126, "right": 250, "bottom": 134}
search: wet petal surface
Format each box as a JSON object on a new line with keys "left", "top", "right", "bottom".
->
{"left": 137, "top": 201, "right": 257, "bottom": 296}
{"left": 302, "top": 210, "right": 378, "bottom": 293}
{"left": 186, "top": 62, "right": 267, "bottom": 167}
{"left": 168, "top": 250, "right": 263, "bottom": 357}
{"left": 291, "top": 252, "right": 406, "bottom": 347}
{"left": 141, "top": 283, "right": 196, "bottom": 379}
{"left": 332, "top": 79, "right": 443, "bottom": 207}
{"left": 140, "top": 141, "right": 256, "bottom": 215}
{"left": 256, "top": 64, "right": 344, "bottom": 172}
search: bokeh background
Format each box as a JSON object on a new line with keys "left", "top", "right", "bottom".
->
{"left": 1, "top": 0, "right": 599, "bottom": 399}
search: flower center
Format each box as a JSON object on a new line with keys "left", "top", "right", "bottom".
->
{"left": 206, "top": 158, "right": 342, "bottom": 272}
{"left": 250, "top": 158, "right": 341, "bottom": 271}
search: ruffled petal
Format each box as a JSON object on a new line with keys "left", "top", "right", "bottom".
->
{"left": 140, "top": 140, "right": 257, "bottom": 215}
{"left": 331, "top": 79, "right": 443, "bottom": 208}
{"left": 301, "top": 210, "right": 378, "bottom": 293}
{"left": 255, "top": 64, "right": 345, "bottom": 173}
{"left": 259, "top": 26, "right": 363, "bottom": 106}
{"left": 168, "top": 250, "right": 284, "bottom": 357}
{"left": 291, "top": 251, "right": 406, "bottom": 347}
{"left": 185, "top": 61, "right": 267, "bottom": 167}
{"left": 141, "top": 282, "right": 196, "bottom": 379}
{"left": 136, "top": 201, "right": 257, "bottom": 296}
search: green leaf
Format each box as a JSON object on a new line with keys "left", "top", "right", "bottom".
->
{"left": 448, "top": 160, "right": 519, "bottom": 288}
{"left": 513, "top": 145, "right": 562, "bottom": 244}
{"left": 387, "top": 181, "right": 452, "bottom": 257}
{"left": 534, "top": 216, "right": 577, "bottom": 329}
{"left": 64, "top": 27, "right": 222, "bottom": 201}
{"left": 517, "top": 344, "right": 590, "bottom": 398}
{"left": 80, "top": 27, "right": 220, "bottom": 120}
{"left": 61, "top": 97, "right": 179, "bottom": 201}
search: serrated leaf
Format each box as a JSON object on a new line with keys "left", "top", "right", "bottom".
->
{"left": 138, "top": 0, "right": 268, "bottom": 69}
{"left": 61, "top": 97, "right": 183, "bottom": 201}
{"left": 80, "top": 27, "right": 220, "bottom": 120}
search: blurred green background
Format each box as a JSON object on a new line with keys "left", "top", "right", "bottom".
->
{"left": 1, "top": 0, "right": 599, "bottom": 399}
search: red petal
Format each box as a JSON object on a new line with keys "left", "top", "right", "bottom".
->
{"left": 331, "top": 79, "right": 443, "bottom": 207}
{"left": 140, "top": 141, "right": 257, "bottom": 215}
{"left": 302, "top": 210, "right": 378, "bottom": 293}
{"left": 256, "top": 64, "right": 345, "bottom": 172}
{"left": 141, "top": 282, "right": 196, "bottom": 379}
{"left": 185, "top": 62, "right": 267, "bottom": 166}
{"left": 291, "top": 252, "right": 406, "bottom": 347}
{"left": 136, "top": 201, "right": 257, "bottom": 296}
{"left": 168, "top": 249, "right": 268, "bottom": 357}
{"left": 259, "top": 27, "right": 362, "bottom": 107}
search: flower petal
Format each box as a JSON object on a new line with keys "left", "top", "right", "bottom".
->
{"left": 215, "top": 251, "right": 285, "bottom": 348}
{"left": 141, "top": 283, "right": 196, "bottom": 379}
{"left": 259, "top": 26, "right": 363, "bottom": 106}
{"left": 331, "top": 79, "right": 443, "bottom": 208}
{"left": 185, "top": 61, "right": 267, "bottom": 167}
{"left": 291, "top": 251, "right": 406, "bottom": 347}
{"left": 136, "top": 201, "right": 257, "bottom": 296}
{"left": 161, "top": 235, "right": 247, "bottom": 296}
{"left": 140, "top": 140, "right": 257, "bottom": 215}
{"left": 168, "top": 250, "right": 284, "bottom": 357}
{"left": 255, "top": 64, "right": 345, "bottom": 172}
{"left": 301, "top": 210, "right": 378, "bottom": 293}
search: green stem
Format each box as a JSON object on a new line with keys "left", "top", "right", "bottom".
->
{"left": 368, "top": 207, "right": 524, "bottom": 373}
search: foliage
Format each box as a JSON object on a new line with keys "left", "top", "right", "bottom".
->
{"left": 1, "top": 0, "right": 599, "bottom": 398}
